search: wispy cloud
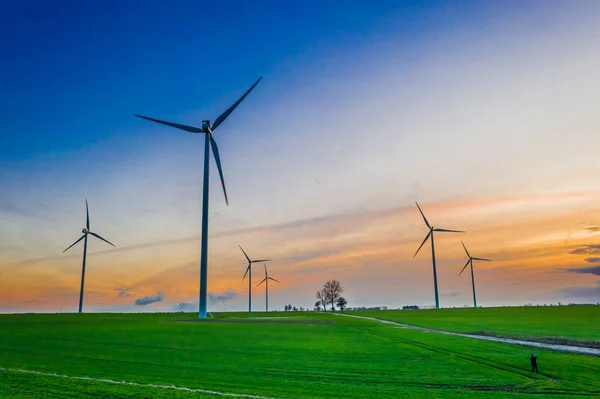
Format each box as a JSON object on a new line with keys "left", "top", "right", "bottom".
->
{"left": 569, "top": 244, "right": 600, "bottom": 255}
{"left": 115, "top": 287, "right": 132, "bottom": 297}
{"left": 585, "top": 257, "right": 600, "bottom": 263}
{"left": 560, "top": 266, "right": 600, "bottom": 276}
{"left": 8, "top": 191, "right": 598, "bottom": 270}
{"left": 174, "top": 302, "right": 196, "bottom": 312}
{"left": 134, "top": 291, "right": 165, "bottom": 306}
{"left": 208, "top": 290, "right": 239, "bottom": 305}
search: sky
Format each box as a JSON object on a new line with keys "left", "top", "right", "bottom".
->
{"left": 1, "top": 0, "right": 600, "bottom": 313}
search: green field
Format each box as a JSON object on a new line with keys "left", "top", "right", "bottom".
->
{"left": 1, "top": 310, "right": 599, "bottom": 398}
{"left": 349, "top": 306, "right": 600, "bottom": 343}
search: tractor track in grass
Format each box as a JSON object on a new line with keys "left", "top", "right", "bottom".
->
{"left": 256, "top": 366, "right": 595, "bottom": 395}
{"left": 336, "top": 313, "right": 600, "bottom": 356}
{"left": 0, "top": 367, "right": 278, "bottom": 399}
{"left": 337, "top": 315, "right": 599, "bottom": 397}
{"left": 0, "top": 347, "right": 162, "bottom": 368}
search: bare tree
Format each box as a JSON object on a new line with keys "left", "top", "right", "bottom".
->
{"left": 316, "top": 289, "right": 328, "bottom": 312}
{"left": 314, "top": 300, "right": 322, "bottom": 311}
{"left": 336, "top": 297, "right": 347, "bottom": 313}
{"left": 323, "top": 280, "right": 344, "bottom": 311}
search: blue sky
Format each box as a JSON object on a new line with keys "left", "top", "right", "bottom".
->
{"left": 1, "top": 0, "right": 561, "bottom": 159}
{"left": 2, "top": 0, "right": 600, "bottom": 312}
{"left": 1, "top": 0, "right": 404, "bottom": 157}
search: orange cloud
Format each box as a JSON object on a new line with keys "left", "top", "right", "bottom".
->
{"left": 2, "top": 190, "right": 599, "bottom": 311}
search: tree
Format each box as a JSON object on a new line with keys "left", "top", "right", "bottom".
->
{"left": 314, "top": 301, "right": 321, "bottom": 311}
{"left": 336, "top": 297, "right": 347, "bottom": 313}
{"left": 316, "top": 289, "right": 328, "bottom": 312}
{"left": 322, "top": 280, "right": 344, "bottom": 311}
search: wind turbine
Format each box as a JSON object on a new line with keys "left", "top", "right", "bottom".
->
{"left": 240, "top": 245, "right": 271, "bottom": 312}
{"left": 257, "top": 263, "right": 279, "bottom": 312}
{"left": 413, "top": 202, "right": 464, "bottom": 309}
{"left": 63, "top": 199, "right": 115, "bottom": 313}
{"left": 459, "top": 241, "right": 491, "bottom": 308}
{"left": 135, "top": 77, "right": 262, "bottom": 319}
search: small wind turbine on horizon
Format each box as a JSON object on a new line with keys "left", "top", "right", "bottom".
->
{"left": 135, "top": 77, "right": 262, "bottom": 319}
{"left": 257, "top": 263, "right": 279, "bottom": 312}
{"left": 240, "top": 245, "right": 271, "bottom": 313}
{"left": 459, "top": 241, "right": 491, "bottom": 308}
{"left": 414, "top": 202, "right": 464, "bottom": 309}
{"left": 63, "top": 199, "right": 115, "bottom": 313}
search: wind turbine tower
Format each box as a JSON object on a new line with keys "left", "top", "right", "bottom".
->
{"left": 240, "top": 245, "right": 271, "bottom": 312}
{"left": 63, "top": 199, "right": 115, "bottom": 313}
{"left": 459, "top": 241, "right": 491, "bottom": 308}
{"left": 135, "top": 77, "right": 262, "bottom": 318}
{"left": 257, "top": 263, "right": 280, "bottom": 312}
{"left": 413, "top": 202, "right": 464, "bottom": 309}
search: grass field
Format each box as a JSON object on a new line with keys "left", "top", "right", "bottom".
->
{"left": 349, "top": 305, "right": 600, "bottom": 344}
{"left": 1, "top": 310, "right": 599, "bottom": 398}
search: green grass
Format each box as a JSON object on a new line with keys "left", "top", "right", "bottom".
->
{"left": 348, "top": 305, "right": 600, "bottom": 343}
{"left": 1, "top": 311, "right": 599, "bottom": 398}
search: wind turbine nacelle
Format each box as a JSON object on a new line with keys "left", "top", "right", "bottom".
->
{"left": 202, "top": 120, "right": 211, "bottom": 133}
{"left": 82, "top": 228, "right": 89, "bottom": 234}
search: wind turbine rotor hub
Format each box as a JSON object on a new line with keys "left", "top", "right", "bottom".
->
{"left": 82, "top": 228, "right": 89, "bottom": 234}
{"left": 202, "top": 120, "right": 212, "bottom": 134}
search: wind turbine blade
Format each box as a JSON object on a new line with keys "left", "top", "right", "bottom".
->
{"left": 459, "top": 259, "right": 470, "bottom": 276}
{"left": 473, "top": 257, "right": 492, "bottom": 261}
{"left": 134, "top": 114, "right": 204, "bottom": 133}
{"left": 63, "top": 235, "right": 86, "bottom": 253}
{"left": 89, "top": 232, "right": 115, "bottom": 247}
{"left": 257, "top": 277, "right": 267, "bottom": 287}
{"left": 434, "top": 229, "right": 465, "bottom": 233}
{"left": 461, "top": 240, "right": 470, "bottom": 258}
{"left": 242, "top": 264, "right": 251, "bottom": 281}
{"left": 239, "top": 245, "right": 251, "bottom": 262}
{"left": 85, "top": 199, "right": 90, "bottom": 230}
{"left": 413, "top": 231, "right": 431, "bottom": 258}
{"left": 268, "top": 277, "right": 280, "bottom": 283}
{"left": 251, "top": 259, "right": 271, "bottom": 263}
{"left": 264, "top": 263, "right": 267, "bottom": 277}
{"left": 211, "top": 77, "right": 263, "bottom": 131}
{"left": 210, "top": 135, "right": 228, "bottom": 205}
{"left": 415, "top": 202, "right": 431, "bottom": 228}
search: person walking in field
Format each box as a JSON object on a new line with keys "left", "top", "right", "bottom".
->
{"left": 530, "top": 353, "right": 539, "bottom": 373}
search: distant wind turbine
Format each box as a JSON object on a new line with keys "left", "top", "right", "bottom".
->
{"left": 63, "top": 199, "right": 115, "bottom": 313}
{"left": 257, "top": 263, "right": 279, "bottom": 312}
{"left": 135, "top": 77, "right": 262, "bottom": 319}
{"left": 413, "top": 202, "right": 464, "bottom": 309}
{"left": 240, "top": 245, "right": 271, "bottom": 312}
{"left": 459, "top": 241, "right": 491, "bottom": 308}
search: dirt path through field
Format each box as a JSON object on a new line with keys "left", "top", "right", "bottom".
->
{"left": 335, "top": 313, "right": 600, "bottom": 356}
